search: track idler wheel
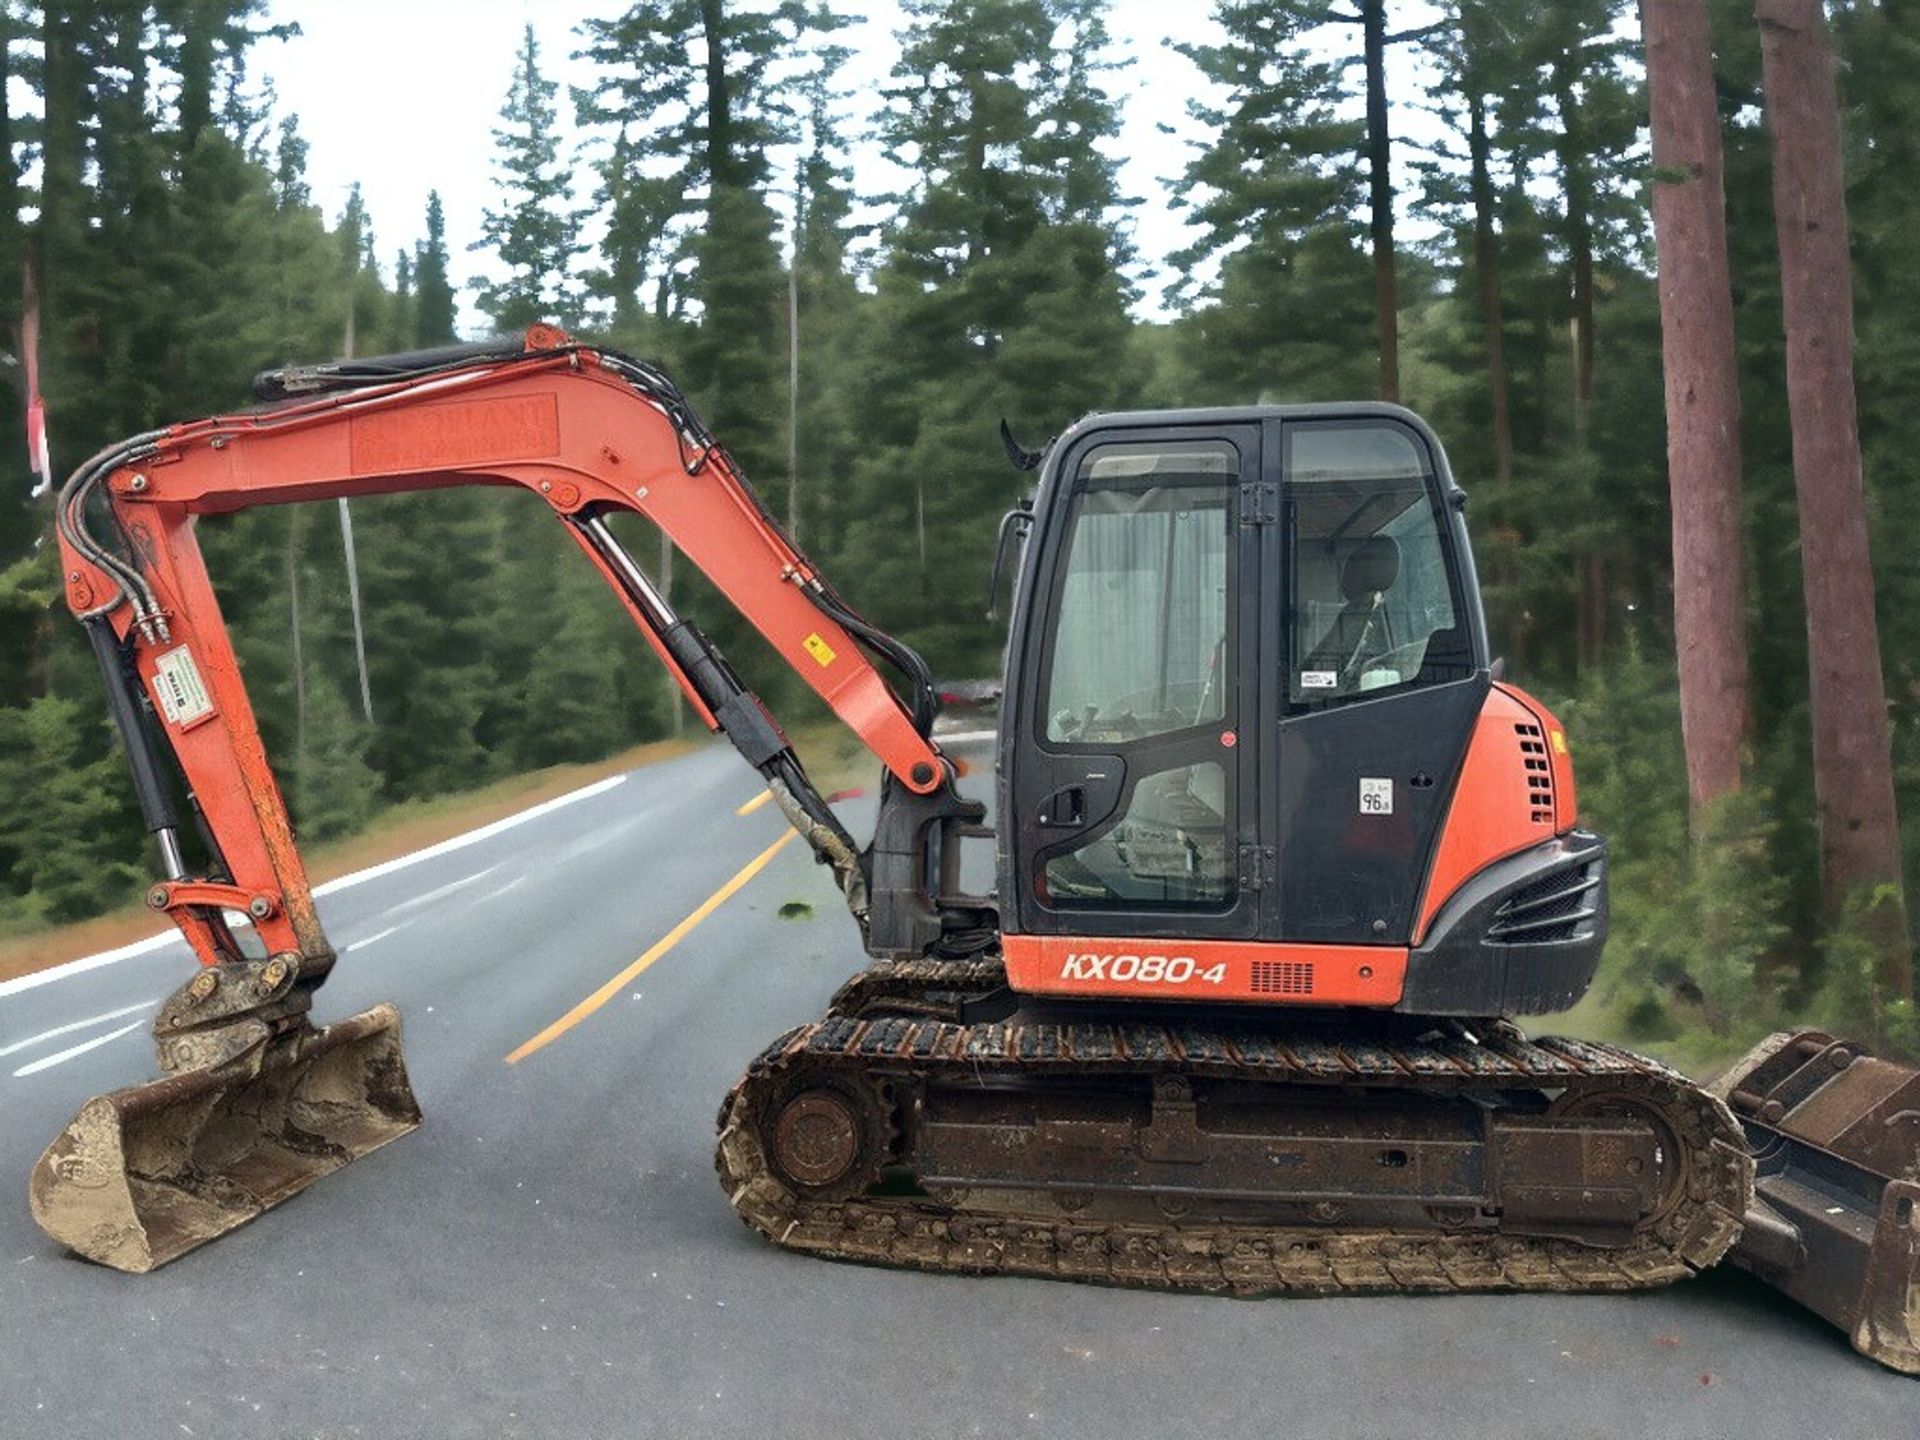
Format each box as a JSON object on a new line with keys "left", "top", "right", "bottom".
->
{"left": 761, "top": 1079, "right": 890, "bottom": 1201}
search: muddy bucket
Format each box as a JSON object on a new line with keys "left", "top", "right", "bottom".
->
{"left": 1714, "top": 1030, "right": 1920, "bottom": 1375}
{"left": 28, "top": 1003, "right": 421, "bottom": 1272}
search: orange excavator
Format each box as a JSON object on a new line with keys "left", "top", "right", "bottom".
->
{"left": 31, "top": 327, "right": 1920, "bottom": 1373}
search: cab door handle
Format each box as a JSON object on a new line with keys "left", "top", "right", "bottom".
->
{"left": 1038, "top": 786, "right": 1085, "bottom": 827}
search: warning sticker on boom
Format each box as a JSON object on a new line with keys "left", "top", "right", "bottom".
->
{"left": 153, "top": 646, "right": 215, "bottom": 729}
{"left": 802, "top": 632, "right": 837, "bottom": 667}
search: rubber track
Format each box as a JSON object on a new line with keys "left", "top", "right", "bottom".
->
{"left": 715, "top": 1005, "right": 1753, "bottom": 1297}
{"left": 826, "top": 957, "right": 1010, "bottom": 1018}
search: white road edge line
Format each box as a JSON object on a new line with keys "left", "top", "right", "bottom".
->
{"left": 0, "top": 772, "right": 632, "bottom": 1001}
{"left": 482, "top": 874, "right": 530, "bottom": 904}
{"left": 936, "top": 729, "right": 996, "bottom": 745}
{"left": 0, "top": 999, "right": 159, "bottom": 1057}
{"left": 343, "top": 925, "right": 402, "bottom": 955}
{"left": 387, "top": 864, "right": 502, "bottom": 916}
{"left": 11, "top": 1020, "right": 148, "bottom": 1078}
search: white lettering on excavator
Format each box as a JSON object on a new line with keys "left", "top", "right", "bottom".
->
{"left": 1059, "top": 953, "right": 1227, "bottom": 986}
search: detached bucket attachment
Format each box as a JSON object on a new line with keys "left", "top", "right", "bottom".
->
{"left": 1713, "top": 1031, "right": 1920, "bottom": 1375}
{"left": 29, "top": 1002, "right": 420, "bottom": 1272}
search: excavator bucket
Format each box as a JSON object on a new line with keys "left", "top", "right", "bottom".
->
{"left": 28, "top": 1003, "right": 420, "bottom": 1273}
{"left": 1713, "top": 1030, "right": 1920, "bottom": 1375}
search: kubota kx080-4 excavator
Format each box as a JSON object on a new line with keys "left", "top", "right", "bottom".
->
{"left": 31, "top": 328, "right": 1920, "bottom": 1373}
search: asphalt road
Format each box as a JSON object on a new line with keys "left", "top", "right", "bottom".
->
{"left": 1, "top": 739, "right": 1912, "bottom": 1439}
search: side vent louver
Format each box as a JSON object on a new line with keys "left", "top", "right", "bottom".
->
{"left": 1487, "top": 860, "right": 1602, "bottom": 945}
{"left": 1250, "top": 960, "right": 1315, "bottom": 996}
{"left": 1515, "top": 722, "right": 1555, "bottom": 825}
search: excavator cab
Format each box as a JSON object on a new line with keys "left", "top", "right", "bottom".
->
{"left": 995, "top": 406, "right": 1601, "bottom": 1013}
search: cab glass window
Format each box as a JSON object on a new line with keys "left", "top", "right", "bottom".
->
{"left": 1286, "top": 421, "right": 1470, "bottom": 707}
{"left": 1043, "top": 762, "right": 1231, "bottom": 909}
{"left": 1042, "top": 441, "right": 1234, "bottom": 745}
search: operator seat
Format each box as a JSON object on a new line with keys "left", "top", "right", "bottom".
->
{"left": 1305, "top": 534, "right": 1401, "bottom": 682}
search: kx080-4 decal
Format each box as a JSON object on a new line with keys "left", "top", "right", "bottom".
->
{"left": 1059, "top": 953, "right": 1228, "bottom": 985}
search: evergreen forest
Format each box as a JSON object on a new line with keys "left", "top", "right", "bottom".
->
{"left": 1, "top": 0, "right": 1915, "bottom": 1058}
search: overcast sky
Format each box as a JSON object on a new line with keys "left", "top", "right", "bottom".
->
{"left": 258, "top": 1, "right": 1442, "bottom": 332}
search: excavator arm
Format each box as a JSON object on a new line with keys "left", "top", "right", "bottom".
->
{"left": 35, "top": 328, "right": 991, "bottom": 1269}
{"left": 58, "top": 328, "right": 989, "bottom": 984}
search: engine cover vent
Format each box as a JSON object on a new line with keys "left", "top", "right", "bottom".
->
{"left": 1515, "top": 722, "right": 1555, "bottom": 825}
{"left": 1250, "top": 960, "right": 1314, "bottom": 996}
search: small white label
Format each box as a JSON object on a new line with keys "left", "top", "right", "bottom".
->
{"left": 1359, "top": 777, "right": 1394, "bottom": 815}
{"left": 1300, "top": 670, "right": 1337, "bottom": 690}
{"left": 153, "top": 646, "right": 215, "bottom": 728}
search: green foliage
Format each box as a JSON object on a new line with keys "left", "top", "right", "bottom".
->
{"left": 473, "top": 25, "right": 580, "bottom": 330}
{"left": 1814, "top": 885, "right": 1920, "bottom": 1057}
{"left": 1170, "top": 2, "right": 1371, "bottom": 400}
{"left": 1560, "top": 644, "right": 1793, "bottom": 1049}
{"left": 413, "top": 191, "right": 458, "bottom": 346}
{"left": 833, "top": 0, "right": 1137, "bottom": 673}
{"left": 291, "top": 671, "right": 382, "bottom": 843}
{"left": 0, "top": 697, "right": 145, "bottom": 926}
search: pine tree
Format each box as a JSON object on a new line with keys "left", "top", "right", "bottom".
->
{"left": 841, "top": 0, "right": 1136, "bottom": 670}
{"left": 473, "top": 25, "right": 579, "bottom": 330}
{"left": 786, "top": 38, "right": 860, "bottom": 549}
{"left": 414, "top": 190, "right": 457, "bottom": 345}
{"left": 272, "top": 114, "right": 309, "bottom": 209}
{"left": 574, "top": 0, "right": 705, "bottom": 323}
{"left": 1169, "top": 2, "right": 1373, "bottom": 403}
{"left": 336, "top": 182, "right": 386, "bottom": 353}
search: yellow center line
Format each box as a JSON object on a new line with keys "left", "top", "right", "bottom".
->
{"left": 504, "top": 828, "right": 799, "bottom": 1064}
{"left": 735, "top": 789, "right": 774, "bottom": 817}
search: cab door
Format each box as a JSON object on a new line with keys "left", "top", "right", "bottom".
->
{"left": 1269, "top": 414, "right": 1490, "bottom": 945}
{"left": 1006, "top": 423, "right": 1262, "bottom": 941}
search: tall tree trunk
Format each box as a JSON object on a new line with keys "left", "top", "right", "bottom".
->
{"left": 1362, "top": 0, "right": 1399, "bottom": 403}
{"left": 607, "top": 131, "right": 642, "bottom": 332}
{"left": 1551, "top": 46, "right": 1603, "bottom": 669}
{"left": 1757, "top": 0, "right": 1913, "bottom": 999}
{"left": 787, "top": 188, "right": 800, "bottom": 539}
{"left": 964, "top": 81, "right": 988, "bottom": 268}
{"left": 1466, "top": 87, "right": 1512, "bottom": 485}
{"left": 0, "top": 4, "right": 19, "bottom": 349}
{"left": 40, "top": 6, "right": 85, "bottom": 306}
{"left": 175, "top": 0, "right": 216, "bottom": 153}
{"left": 701, "top": 0, "right": 734, "bottom": 188}
{"left": 1644, "top": 0, "right": 1751, "bottom": 814}
{"left": 1551, "top": 51, "right": 1597, "bottom": 443}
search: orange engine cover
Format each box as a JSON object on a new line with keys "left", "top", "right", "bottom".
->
{"left": 1412, "top": 683, "right": 1575, "bottom": 945}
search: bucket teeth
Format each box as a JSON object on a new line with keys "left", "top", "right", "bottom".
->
{"left": 28, "top": 1002, "right": 421, "bottom": 1273}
